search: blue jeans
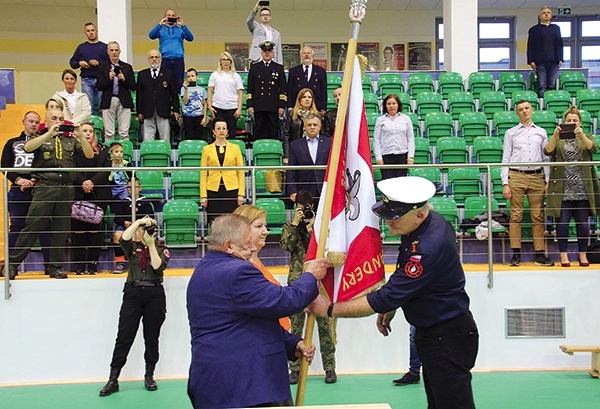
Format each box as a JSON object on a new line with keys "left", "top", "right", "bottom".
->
{"left": 409, "top": 325, "right": 422, "bottom": 374}
{"left": 161, "top": 58, "right": 185, "bottom": 91}
{"left": 80, "top": 77, "right": 101, "bottom": 115}
{"left": 536, "top": 62, "right": 559, "bottom": 97}
{"left": 556, "top": 200, "right": 591, "bottom": 253}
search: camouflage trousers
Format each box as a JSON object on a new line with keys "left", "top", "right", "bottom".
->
{"left": 289, "top": 311, "right": 336, "bottom": 372}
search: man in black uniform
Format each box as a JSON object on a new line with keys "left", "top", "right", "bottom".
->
{"left": 246, "top": 40, "right": 287, "bottom": 140}
{"left": 99, "top": 216, "right": 170, "bottom": 397}
{"left": 7, "top": 109, "right": 94, "bottom": 279}
{"left": 308, "top": 176, "right": 479, "bottom": 409}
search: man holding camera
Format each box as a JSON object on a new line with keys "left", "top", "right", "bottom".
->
{"left": 100, "top": 216, "right": 170, "bottom": 397}
{"left": 148, "top": 9, "right": 194, "bottom": 91}
{"left": 247, "top": 1, "right": 282, "bottom": 65}
{"left": 97, "top": 41, "right": 136, "bottom": 141}
{"left": 279, "top": 190, "right": 337, "bottom": 384}
{"left": 7, "top": 109, "right": 94, "bottom": 279}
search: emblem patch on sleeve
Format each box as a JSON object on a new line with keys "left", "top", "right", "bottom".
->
{"left": 404, "top": 255, "right": 423, "bottom": 278}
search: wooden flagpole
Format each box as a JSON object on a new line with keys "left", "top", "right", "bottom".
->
{"left": 295, "top": 1, "right": 368, "bottom": 405}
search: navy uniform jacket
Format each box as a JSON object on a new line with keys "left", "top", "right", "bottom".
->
{"left": 286, "top": 135, "right": 332, "bottom": 197}
{"left": 246, "top": 60, "right": 287, "bottom": 113}
{"left": 367, "top": 211, "right": 471, "bottom": 329}
{"left": 96, "top": 60, "right": 136, "bottom": 110}
{"left": 136, "top": 67, "right": 180, "bottom": 119}
{"left": 287, "top": 64, "right": 328, "bottom": 112}
{"left": 186, "top": 250, "right": 318, "bottom": 409}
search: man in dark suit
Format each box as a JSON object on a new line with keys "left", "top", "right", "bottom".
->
{"left": 136, "top": 49, "right": 180, "bottom": 141}
{"left": 246, "top": 40, "right": 287, "bottom": 140}
{"left": 97, "top": 41, "right": 136, "bottom": 141}
{"left": 287, "top": 113, "right": 332, "bottom": 206}
{"left": 287, "top": 46, "right": 328, "bottom": 113}
{"left": 186, "top": 214, "right": 327, "bottom": 409}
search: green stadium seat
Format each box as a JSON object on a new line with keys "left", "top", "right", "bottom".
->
{"left": 511, "top": 90, "right": 540, "bottom": 110}
{"left": 493, "top": 111, "right": 520, "bottom": 137}
{"left": 139, "top": 140, "right": 172, "bottom": 168}
{"left": 447, "top": 91, "right": 475, "bottom": 120}
{"left": 396, "top": 91, "right": 412, "bottom": 112}
{"left": 406, "top": 111, "right": 421, "bottom": 137}
{"left": 239, "top": 72, "right": 248, "bottom": 88}
{"left": 89, "top": 115, "right": 104, "bottom": 142}
{"left": 366, "top": 112, "right": 379, "bottom": 135}
{"left": 162, "top": 199, "right": 199, "bottom": 248}
{"left": 413, "top": 136, "right": 432, "bottom": 164}
{"left": 255, "top": 198, "right": 287, "bottom": 235}
{"left": 416, "top": 91, "right": 443, "bottom": 118}
{"left": 543, "top": 90, "right": 572, "bottom": 117}
{"left": 437, "top": 136, "right": 469, "bottom": 167}
{"left": 448, "top": 167, "right": 483, "bottom": 205}
{"left": 327, "top": 73, "right": 343, "bottom": 92}
{"left": 178, "top": 139, "right": 208, "bottom": 167}
{"left": 377, "top": 73, "right": 404, "bottom": 98}
{"left": 498, "top": 72, "right": 526, "bottom": 99}
{"left": 364, "top": 92, "right": 380, "bottom": 114}
{"left": 429, "top": 196, "right": 459, "bottom": 231}
{"left": 408, "top": 73, "right": 435, "bottom": 97}
{"left": 136, "top": 170, "right": 166, "bottom": 200}
{"left": 228, "top": 139, "right": 248, "bottom": 165}
{"left": 576, "top": 109, "right": 594, "bottom": 134}
{"left": 252, "top": 139, "right": 283, "bottom": 166}
{"left": 531, "top": 110, "right": 558, "bottom": 135}
{"left": 128, "top": 115, "right": 141, "bottom": 144}
{"left": 490, "top": 167, "right": 506, "bottom": 206}
{"left": 463, "top": 196, "right": 506, "bottom": 232}
{"left": 468, "top": 72, "right": 495, "bottom": 99}
{"left": 254, "top": 170, "right": 283, "bottom": 198}
{"left": 437, "top": 72, "right": 464, "bottom": 100}
{"left": 559, "top": 71, "right": 587, "bottom": 97}
{"left": 170, "top": 170, "right": 201, "bottom": 205}
{"left": 479, "top": 91, "right": 508, "bottom": 120}
{"left": 473, "top": 136, "right": 503, "bottom": 166}
{"left": 576, "top": 89, "right": 600, "bottom": 118}
{"left": 425, "top": 112, "right": 455, "bottom": 143}
{"left": 363, "top": 74, "right": 374, "bottom": 94}
{"left": 459, "top": 112, "right": 490, "bottom": 144}
{"left": 410, "top": 166, "right": 443, "bottom": 194}
{"left": 196, "top": 73, "right": 211, "bottom": 88}
{"left": 326, "top": 93, "right": 337, "bottom": 111}
{"left": 528, "top": 72, "right": 538, "bottom": 94}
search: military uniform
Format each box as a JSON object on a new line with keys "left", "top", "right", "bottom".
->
{"left": 9, "top": 131, "right": 85, "bottom": 276}
{"left": 108, "top": 237, "right": 170, "bottom": 371}
{"left": 246, "top": 56, "right": 287, "bottom": 140}
{"left": 279, "top": 221, "right": 336, "bottom": 373}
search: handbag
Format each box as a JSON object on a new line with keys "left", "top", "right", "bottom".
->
{"left": 71, "top": 200, "right": 105, "bottom": 225}
{"left": 265, "top": 170, "right": 283, "bottom": 193}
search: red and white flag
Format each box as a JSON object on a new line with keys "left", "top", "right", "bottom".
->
{"left": 306, "top": 56, "right": 385, "bottom": 302}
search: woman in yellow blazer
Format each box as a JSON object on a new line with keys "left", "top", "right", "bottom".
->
{"left": 200, "top": 117, "right": 246, "bottom": 222}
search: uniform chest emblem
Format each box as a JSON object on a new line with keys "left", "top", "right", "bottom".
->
{"left": 43, "top": 151, "right": 51, "bottom": 160}
{"left": 405, "top": 255, "right": 423, "bottom": 278}
{"left": 162, "top": 81, "right": 168, "bottom": 88}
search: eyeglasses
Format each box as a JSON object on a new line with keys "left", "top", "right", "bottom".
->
{"left": 220, "top": 59, "right": 231, "bottom": 62}
{"left": 260, "top": 13, "right": 271, "bottom": 17}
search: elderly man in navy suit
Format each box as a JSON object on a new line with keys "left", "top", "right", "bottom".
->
{"left": 136, "top": 49, "right": 180, "bottom": 141}
{"left": 287, "top": 113, "right": 332, "bottom": 206}
{"left": 287, "top": 46, "right": 328, "bottom": 113}
{"left": 186, "top": 214, "right": 327, "bottom": 409}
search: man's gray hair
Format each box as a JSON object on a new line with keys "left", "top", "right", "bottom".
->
{"left": 207, "top": 214, "right": 250, "bottom": 251}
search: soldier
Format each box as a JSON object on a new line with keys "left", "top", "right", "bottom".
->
{"left": 279, "top": 190, "right": 337, "bottom": 384}
{"left": 7, "top": 109, "right": 94, "bottom": 279}
{"left": 246, "top": 40, "right": 287, "bottom": 140}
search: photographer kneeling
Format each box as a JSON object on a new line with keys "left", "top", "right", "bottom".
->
{"left": 99, "top": 216, "right": 170, "bottom": 397}
{"left": 279, "top": 190, "right": 338, "bottom": 384}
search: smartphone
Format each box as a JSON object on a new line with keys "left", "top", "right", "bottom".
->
{"left": 59, "top": 124, "right": 75, "bottom": 133}
{"left": 113, "top": 65, "right": 121, "bottom": 75}
{"left": 559, "top": 123, "right": 576, "bottom": 140}
{"left": 188, "top": 81, "right": 197, "bottom": 87}
{"left": 259, "top": 1, "right": 270, "bottom": 6}
{"left": 167, "top": 17, "right": 178, "bottom": 23}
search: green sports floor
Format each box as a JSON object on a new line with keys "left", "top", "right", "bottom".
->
{"left": 1, "top": 372, "right": 598, "bottom": 409}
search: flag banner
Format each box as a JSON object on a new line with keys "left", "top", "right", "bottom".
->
{"left": 306, "top": 56, "right": 385, "bottom": 302}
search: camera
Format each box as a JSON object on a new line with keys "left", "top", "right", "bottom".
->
{"left": 259, "top": 1, "right": 270, "bottom": 6}
{"left": 144, "top": 223, "right": 156, "bottom": 235}
{"left": 188, "top": 81, "right": 197, "bottom": 87}
{"left": 58, "top": 124, "right": 75, "bottom": 133}
{"left": 167, "top": 17, "right": 178, "bottom": 23}
{"left": 113, "top": 65, "right": 121, "bottom": 75}
{"left": 301, "top": 205, "right": 314, "bottom": 221}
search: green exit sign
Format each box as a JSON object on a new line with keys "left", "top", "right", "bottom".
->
{"left": 558, "top": 8, "right": 572, "bottom": 15}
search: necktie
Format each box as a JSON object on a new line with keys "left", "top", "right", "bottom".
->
{"left": 265, "top": 62, "right": 269, "bottom": 68}
{"left": 304, "top": 65, "right": 309, "bottom": 81}
{"left": 152, "top": 69, "right": 157, "bottom": 79}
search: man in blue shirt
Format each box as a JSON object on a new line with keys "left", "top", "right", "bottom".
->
{"left": 69, "top": 22, "right": 108, "bottom": 115}
{"left": 148, "top": 9, "right": 194, "bottom": 91}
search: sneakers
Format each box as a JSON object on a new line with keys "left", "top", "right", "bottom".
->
{"left": 49, "top": 269, "right": 68, "bottom": 279}
{"left": 392, "top": 372, "right": 420, "bottom": 386}
{"left": 87, "top": 263, "right": 99, "bottom": 275}
{"left": 0, "top": 264, "right": 18, "bottom": 280}
{"left": 289, "top": 370, "right": 299, "bottom": 385}
{"left": 113, "top": 263, "right": 127, "bottom": 274}
{"left": 509, "top": 254, "right": 521, "bottom": 267}
{"left": 534, "top": 255, "right": 554, "bottom": 267}
{"left": 324, "top": 370, "right": 337, "bottom": 384}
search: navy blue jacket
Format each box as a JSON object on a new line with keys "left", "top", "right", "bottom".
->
{"left": 367, "top": 211, "right": 471, "bottom": 329}
{"left": 527, "top": 23, "right": 564, "bottom": 64}
{"left": 286, "top": 135, "right": 332, "bottom": 197}
{"left": 287, "top": 64, "right": 328, "bottom": 112}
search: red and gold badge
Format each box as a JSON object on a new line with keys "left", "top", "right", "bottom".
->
{"left": 404, "top": 255, "right": 423, "bottom": 278}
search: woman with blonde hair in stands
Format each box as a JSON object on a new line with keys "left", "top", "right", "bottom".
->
{"left": 52, "top": 68, "right": 92, "bottom": 126}
{"left": 544, "top": 106, "right": 600, "bottom": 267}
{"left": 207, "top": 51, "right": 245, "bottom": 138}
{"left": 283, "top": 87, "right": 319, "bottom": 162}
{"left": 233, "top": 204, "right": 291, "bottom": 331}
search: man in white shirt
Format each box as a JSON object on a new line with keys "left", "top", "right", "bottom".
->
{"left": 247, "top": 1, "right": 283, "bottom": 65}
{"left": 501, "top": 99, "right": 553, "bottom": 267}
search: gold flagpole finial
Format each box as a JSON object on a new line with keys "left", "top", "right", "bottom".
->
{"left": 349, "top": 0, "right": 368, "bottom": 23}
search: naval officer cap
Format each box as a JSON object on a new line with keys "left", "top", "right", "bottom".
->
{"left": 259, "top": 40, "right": 276, "bottom": 51}
{"left": 372, "top": 176, "right": 436, "bottom": 220}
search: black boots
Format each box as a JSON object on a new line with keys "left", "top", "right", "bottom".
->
{"left": 144, "top": 363, "right": 158, "bottom": 391}
{"left": 99, "top": 367, "right": 120, "bottom": 396}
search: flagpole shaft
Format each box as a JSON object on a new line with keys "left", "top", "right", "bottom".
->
{"left": 296, "top": 21, "right": 362, "bottom": 406}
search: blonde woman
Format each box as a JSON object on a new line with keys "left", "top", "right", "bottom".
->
{"left": 283, "top": 88, "right": 319, "bottom": 161}
{"left": 207, "top": 51, "right": 244, "bottom": 137}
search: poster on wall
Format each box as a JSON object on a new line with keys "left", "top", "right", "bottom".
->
{"left": 408, "top": 42, "right": 432, "bottom": 70}
{"left": 330, "top": 43, "right": 348, "bottom": 72}
{"left": 382, "top": 44, "right": 405, "bottom": 71}
{"left": 304, "top": 42, "right": 328, "bottom": 70}
{"left": 282, "top": 44, "right": 301, "bottom": 71}
{"left": 0, "top": 68, "right": 15, "bottom": 108}
{"left": 357, "top": 42, "right": 380, "bottom": 71}
{"left": 225, "top": 42, "right": 249, "bottom": 71}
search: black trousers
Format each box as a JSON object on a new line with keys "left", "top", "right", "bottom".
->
{"left": 254, "top": 111, "right": 279, "bottom": 140}
{"left": 110, "top": 284, "right": 166, "bottom": 369}
{"left": 415, "top": 312, "right": 479, "bottom": 409}
{"left": 213, "top": 107, "right": 238, "bottom": 139}
{"left": 183, "top": 115, "right": 206, "bottom": 141}
{"left": 381, "top": 153, "right": 408, "bottom": 180}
